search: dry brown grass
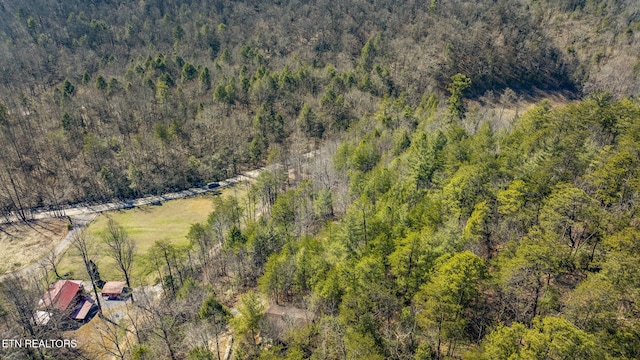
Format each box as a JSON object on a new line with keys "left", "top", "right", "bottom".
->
{"left": 69, "top": 304, "right": 233, "bottom": 360}
{"left": 68, "top": 304, "right": 138, "bottom": 360}
{"left": 0, "top": 218, "right": 69, "bottom": 275}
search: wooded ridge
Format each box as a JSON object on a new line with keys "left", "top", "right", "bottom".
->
{"left": 1, "top": 1, "right": 640, "bottom": 359}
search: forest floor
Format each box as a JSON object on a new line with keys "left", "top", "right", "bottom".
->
{"left": 0, "top": 218, "right": 69, "bottom": 275}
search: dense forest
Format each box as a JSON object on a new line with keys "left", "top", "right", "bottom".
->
{"left": 1, "top": 0, "right": 640, "bottom": 359}
{"left": 1, "top": 0, "right": 639, "bottom": 217}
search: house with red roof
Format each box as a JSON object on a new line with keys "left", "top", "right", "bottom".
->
{"left": 37, "top": 280, "right": 94, "bottom": 325}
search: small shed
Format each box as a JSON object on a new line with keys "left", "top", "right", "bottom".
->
{"left": 101, "top": 281, "right": 127, "bottom": 300}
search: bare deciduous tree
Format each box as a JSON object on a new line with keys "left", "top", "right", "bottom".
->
{"left": 0, "top": 275, "right": 46, "bottom": 360}
{"left": 70, "top": 230, "right": 103, "bottom": 315}
{"left": 103, "top": 218, "right": 136, "bottom": 301}
{"left": 41, "top": 248, "right": 62, "bottom": 280}
{"left": 92, "top": 317, "right": 132, "bottom": 360}
{"left": 137, "top": 289, "right": 182, "bottom": 360}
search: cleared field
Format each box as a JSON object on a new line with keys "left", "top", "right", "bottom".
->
{"left": 58, "top": 184, "right": 247, "bottom": 285}
{"left": 89, "top": 196, "right": 215, "bottom": 252}
{"left": 0, "top": 218, "right": 69, "bottom": 275}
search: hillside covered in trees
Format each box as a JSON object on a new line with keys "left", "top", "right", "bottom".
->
{"left": 242, "top": 92, "right": 640, "bottom": 359}
{"left": 1, "top": 0, "right": 640, "bottom": 359}
{"left": 1, "top": 0, "right": 640, "bottom": 216}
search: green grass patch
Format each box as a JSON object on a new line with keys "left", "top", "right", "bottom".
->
{"left": 57, "top": 185, "right": 247, "bottom": 286}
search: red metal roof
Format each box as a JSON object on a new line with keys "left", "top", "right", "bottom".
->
{"left": 40, "top": 280, "right": 82, "bottom": 311}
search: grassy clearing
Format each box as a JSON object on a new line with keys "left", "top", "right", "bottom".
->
{"left": 0, "top": 218, "right": 69, "bottom": 275}
{"left": 58, "top": 184, "right": 248, "bottom": 285}
{"left": 89, "top": 197, "right": 214, "bottom": 252}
